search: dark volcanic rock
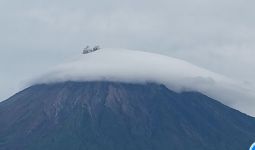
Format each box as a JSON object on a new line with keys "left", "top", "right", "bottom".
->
{"left": 0, "top": 81, "right": 255, "bottom": 150}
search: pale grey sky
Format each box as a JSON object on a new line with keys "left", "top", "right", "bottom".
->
{"left": 1, "top": 0, "right": 255, "bottom": 101}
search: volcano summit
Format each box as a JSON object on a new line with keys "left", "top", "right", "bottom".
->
{"left": 0, "top": 49, "right": 255, "bottom": 150}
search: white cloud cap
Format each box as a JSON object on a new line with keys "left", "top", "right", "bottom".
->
{"left": 31, "top": 49, "right": 255, "bottom": 116}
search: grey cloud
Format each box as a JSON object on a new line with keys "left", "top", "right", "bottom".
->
{"left": 0, "top": 0, "right": 255, "bottom": 115}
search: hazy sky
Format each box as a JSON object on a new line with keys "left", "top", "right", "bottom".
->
{"left": 1, "top": 0, "right": 255, "bottom": 102}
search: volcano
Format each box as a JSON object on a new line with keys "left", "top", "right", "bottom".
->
{"left": 0, "top": 81, "right": 255, "bottom": 150}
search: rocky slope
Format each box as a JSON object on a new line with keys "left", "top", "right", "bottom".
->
{"left": 0, "top": 81, "right": 255, "bottom": 150}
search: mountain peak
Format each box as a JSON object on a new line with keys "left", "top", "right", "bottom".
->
{"left": 29, "top": 49, "right": 255, "bottom": 116}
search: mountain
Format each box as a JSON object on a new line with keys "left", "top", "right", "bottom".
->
{"left": 0, "top": 81, "right": 255, "bottom": 150}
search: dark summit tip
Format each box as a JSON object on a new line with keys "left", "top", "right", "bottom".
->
{"left": 82, "top": 45, "right": 101, "bottom": 54}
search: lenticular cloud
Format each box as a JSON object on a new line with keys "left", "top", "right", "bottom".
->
{"left": 31, "top": 48, "right": 255, "bottom": 116}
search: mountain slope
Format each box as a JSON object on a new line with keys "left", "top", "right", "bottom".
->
{"left": 0, "top": 81, "right": 255, "bottom": 150}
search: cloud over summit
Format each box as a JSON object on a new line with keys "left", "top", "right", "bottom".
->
{"left": 31, "top": 49, "right": 255, "bottom": 116}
